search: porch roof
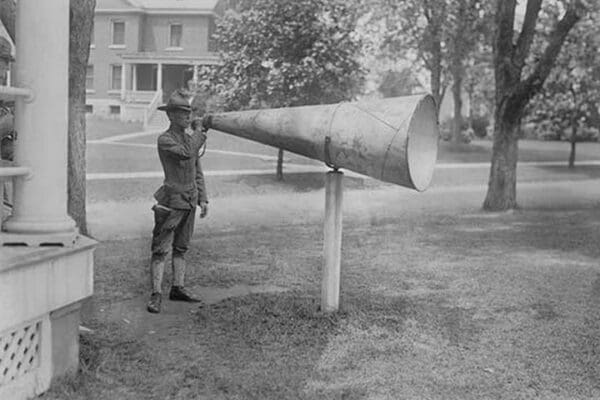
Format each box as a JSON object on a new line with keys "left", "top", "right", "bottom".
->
{"left": 120, "top": 52, "right": 221, "bottom": 65}
{"left": 96, "top": 0, "right": 220, "bottom": 14}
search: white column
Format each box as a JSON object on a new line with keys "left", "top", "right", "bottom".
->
{"left": 192, "top": 64, "right": 199, "bottom": 85}
{"left": 156, "top": 63, "right": 163, "bottom": 92}
{"left": 120, "top": 62, "right": 126, "bottom": 100}
{"left": 4, "top": 0, "right": 76, "bottom": 239}
{"left": 132, "top": 64, "right": 137, "bottom": 91}
{"left": 321, "top": 170, "right": 343, "bottom": 312}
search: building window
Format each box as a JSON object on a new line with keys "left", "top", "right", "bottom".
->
{"left": 112, "top": 21, "right": 125, "bottom": 46}
{"left": 109, "top": 105, "right": 121, "bottom": 115}
{"left": 110, "top": 64, "right": 122, "bottom": 90}
{"left": 85, "top": 104, "right": 93, "bottom": 113}
{"left": 86, "top": 65, "right": 94, "bottom": 89}
{"left": 169, "top": 24, "right": 182, "bottom": 48}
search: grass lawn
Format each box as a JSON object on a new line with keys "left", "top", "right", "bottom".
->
{"left": 41, "top": 204, "right": 600, "bottom": 400}
{"left": 86, "top": 115, "right": 143, "bottom": 141}
{"left": 438, "top": 139, "right": 600, "bottom": 164}
{"left": 39, "top": 120, "right": 600, "bottom": 399}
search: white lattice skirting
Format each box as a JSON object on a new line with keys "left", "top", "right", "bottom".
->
{"left": 0, "top": 316, "right": 52, "bottom": 400}
{"left": 0, "top": 321, "right": 41, "bottom": 385}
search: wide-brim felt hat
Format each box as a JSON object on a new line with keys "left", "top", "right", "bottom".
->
{"left": 157, "top": 89, "right": 192, "bottom": 112}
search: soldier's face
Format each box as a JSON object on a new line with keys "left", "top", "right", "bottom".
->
{"left": 168, "top": 109, "right": 191, "bottom": 129}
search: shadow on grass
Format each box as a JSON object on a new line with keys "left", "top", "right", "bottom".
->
{"left": 419, "top": 209, "right": 600, "bottom": 260}
{"left": 45, "top": 288, "right": 483, "bottom": 400}
{"left": 230, "top": 172, "right": 382, "bottom": 193}
{"left": 535, "top": 165, "right": 600, "bottom": 180}
{"left": 437, "top": 141, "right": 492, "bottom": 163}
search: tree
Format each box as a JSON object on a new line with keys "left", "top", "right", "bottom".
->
{"left": 377, "top": 68, "right": 421, "bottom": 98}
{"left": 68, "top": 0, "right": 95, "bottom": 235}
{"left": 370, "top": 0, "right": 492, "bottom": 142}
{"left": 526, "top": 9, "right": 600, "bottom": 167}
{"left": 202, "top": 0, "right": 365, "bottom": 179}
{"left": 371, "top": 0, "right": 447, "bottom": 112}
{"left": 483, "top": 0, "right": 589, "bottom": 210}
{"left": 0, "top": 0, "right": 95, "bottom": 233}
{"left": 446, "top": 0, "right": 493, "bottom": 142}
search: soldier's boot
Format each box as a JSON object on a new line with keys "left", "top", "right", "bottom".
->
{"left": 170, "top": 256, "right": 202, "bottom": 303}
{"left": 147, "top": 257, "right": 165, "bottom": 313}
{"left": 147, "top": 292, "right": 162, "bottom": 314}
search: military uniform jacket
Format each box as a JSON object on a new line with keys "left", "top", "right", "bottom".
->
{"left": 153, "top": 127, "right": 208, "bottom": 210}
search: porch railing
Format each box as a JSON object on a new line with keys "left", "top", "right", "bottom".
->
{"left": 0, "top": 85, "right": 32, "bottom": 226}
{"left": 143, "top": 89, "right": 163, "bottom": 129}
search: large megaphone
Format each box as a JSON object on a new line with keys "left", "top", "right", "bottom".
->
{"left": 205, "top": 94, "right": 439, "bottom": 191}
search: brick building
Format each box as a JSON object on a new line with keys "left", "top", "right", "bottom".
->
{"left": 87, "top": 0, "right": 227, "bottom": 124}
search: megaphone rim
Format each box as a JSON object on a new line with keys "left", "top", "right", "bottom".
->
{"left": 405, "top": 94, "right": 439, "bottom": 192}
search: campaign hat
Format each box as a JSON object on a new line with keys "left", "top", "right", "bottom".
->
{"left": 157, "top": 89, "right": 192, "bottom": 112}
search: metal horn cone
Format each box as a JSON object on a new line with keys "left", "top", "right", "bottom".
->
{"left": 209, "top": 94, "right": 439, "bottom": 191}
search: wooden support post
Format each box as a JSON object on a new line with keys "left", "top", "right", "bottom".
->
{"left": 322, "top": 170, "right": 343, "bottom": 312}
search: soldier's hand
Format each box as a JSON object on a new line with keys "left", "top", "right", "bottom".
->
{"left": 191, "top": 118, "right": 202, "bottom": 131}
{"left": 201, "top": 114, "right": 213, "bottom": 132}
{"left": 199, "top": 201, "right": 209, "bottom": 218}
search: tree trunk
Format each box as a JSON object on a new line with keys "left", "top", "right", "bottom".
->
{"left": 429, "top": 44, "right": 443, "bottom": 115}
{"left": 68, "top": 0, "right": 95, "bottom": 235}
{"left": 467, "top": 81, "right": 475, "bottom": 123}
{"left": 451, "top": 67, "right": 463, "bottom": 142}
{"left": 483, "top": 108, "right": 519, "bottom": 211}
{"left": 568, "top": 141, "right": 576, "bottom": 168}
{"left": 568, "top": 117, "right": 577, "bottom": 168}
{"left": 276, "top": 148, "right": 284, "bottom": 180}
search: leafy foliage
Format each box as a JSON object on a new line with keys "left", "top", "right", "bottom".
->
{"left": 377, "top": 68, "right": 421, "bottom": 98}
{"left": 201, "top": 0, "right": 365, "bottom": 111}
{"left": 526, "top": 8, "right": 600, "bottom": 142}
{"left": 367, "top": 0, "right": 493, "bottom": 118}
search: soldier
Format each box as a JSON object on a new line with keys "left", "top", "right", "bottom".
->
{"left": 147, "top": 89, "right": 210, "bottom": 314}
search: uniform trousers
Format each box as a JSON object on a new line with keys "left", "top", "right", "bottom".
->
{"left": 150, "top": 204, "right": 196, "bottom": 292}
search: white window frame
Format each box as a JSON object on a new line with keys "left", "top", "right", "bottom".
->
{"left": 109, "top": 64, "right": 122, "bottom": 92}
{"left": 167, "top": 23, "right": 183, "bottom": 50}
{"left": 110, "top": 20, "right": 126, "bottom": 48}
{"left": 90, "top": 25, "right": 95, "bottom": 49}
{"left": 85, "top": 64, "right": 94, "bottom": 93}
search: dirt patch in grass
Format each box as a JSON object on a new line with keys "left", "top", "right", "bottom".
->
{"left": 43, "top": 206, "right": 600, "bottom": 400}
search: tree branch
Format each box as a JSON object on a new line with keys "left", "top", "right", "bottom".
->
{"left": 494, "top": 0, "right": 518, "bottom": 97}
{"left": 495, "top": 0, "right": 517, "bottom": 62}
{"left": 513, "top": 0, "right": 542, "bottom": 69}
{"left": 516, "top": 1, "right": 587, "bottom": 102}
{"left": 422, "top": 0, "right": 432, "bottom": 23}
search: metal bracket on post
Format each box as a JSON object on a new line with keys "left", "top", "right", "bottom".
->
{"left": 324, "top": 136, "right": 338, "bottom": 172}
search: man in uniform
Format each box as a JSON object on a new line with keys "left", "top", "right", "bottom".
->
{"left": 147, "top": 89, "right": 209, "bottom": 314}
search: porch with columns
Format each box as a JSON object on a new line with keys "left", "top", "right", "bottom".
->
{"left": 0, "top": 1, "right": 95, "bottom": 399}
{"left": 118, "top": 54, "right": 219, "bottom": 126}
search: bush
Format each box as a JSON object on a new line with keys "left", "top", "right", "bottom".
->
{"left": 523, "top": 118, "right": 600, "bottom": 142}
{"left": 470, "top": 115, "right": 490, "bottom": 138}
{"left": 576, "top": 125, "right": 600, "bottom": 142}
{"left": 439, "top": 118, "right": 470, "bottom": 141}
